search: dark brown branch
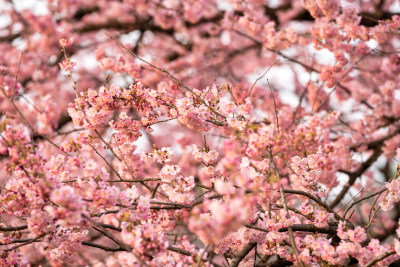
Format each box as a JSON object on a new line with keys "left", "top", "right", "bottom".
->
{"left": 82, "top": 214, "right": 131, "bottom": 252}
{"left": 75, "top": 19, "right": 171, "bottom": 34}
{"left": 279, "top": 224, "right": 337, "bottom": 235}
{"left": 279, "top": 186, "right": 304, "bottom": 267}
{"left": 359, "top": 11, "right": 400, "bottom": 27}
{"left": 283, "top": 189, "right": 342, "bottom": 221}
{"left": 0, "top": 238, "right": 37, "bottom": 245}
{"left": 292, "top": 8, "right": 399, "bottom": 27}
{"left": 167, "top": 246, "right": 192, "bottom": 256}
{"left": 167, "top": 246, "right": 223, "bottom": 267}
{"left": 351, "top": 124, "right": 400, "bottom": 151}
{"left": 107, "top": 178, "right": 161, "bottom": 183}
{"left": 363, "top": 250, "right": 395, "bottom": 267}
{"left": 99, "top": 223, "right": 122, "bottom": 232}
{"left": 264, "top": 2, "right": 292, "bottom": 26}
{"left": 72, "top": 5, "right": 100, "bottom": 20}
{"left": 0, "top": 225, "right": 28, "bottom": 231}
{"left": 81, "top": 241, "right": 124, "bottom": 252}
{"left": 229, "top": 241, "right": 257, "bottom": 267}
{"left": 0, "top": 32, "right": 21, "bottom": 42}
{"left": 273, "top": 203, "right": 313, "bottom": 221}
{"left": 330, "top": 147, "right": 383, "bottom": 208}
{"left": 150, "top": 201, "right": 192, "bottom": 209}
{"left": 2, "top": 234, "right": 45, "bottom": 252}
{"left": 246, "top": 223, "right": 338, "bottom": 236}
{"left": 257, "top": 256, "right": 292, "bottom": 267}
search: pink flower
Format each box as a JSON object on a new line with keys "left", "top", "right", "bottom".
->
{"left": 59, "top": 60, "right": 76, "bottom": 71}
{"left": 59, "top": 37, "right": 74, "bottom": 47}
{"left": 396, "top": 148, "right": 400, "bottom": 160}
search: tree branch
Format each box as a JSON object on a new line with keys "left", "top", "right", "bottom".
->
{"left": 330, "top": 147, "right": 383, "bottom": 208}
{"left": 229, "top": 241, "right": 257, "bottom": 267}
{"left": 82, "top": 241, "right": 124, "bottom": 252}
{"left": 363, "top": 250, "right": 395, "bottom": 267}
{"left": 0, "top": 225, "right": 28, "bottom": 231}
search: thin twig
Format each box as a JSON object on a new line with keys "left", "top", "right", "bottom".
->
{"left": 267, "top": 79, "right": 280, "bottom": 133}
{"left": 107, "top": 178, "right": 161, "bottom": 183}
{"left": 365, "top": 194, "right": 382, "bottom": 237}
{"left": 111, "top": 134, "right": 156, "bottom": 194}
{"left": 150, "top": 201, "right": 192, "bottom": 209}
{"left": 344, "top": 188, "right": 387, "bottom": 218}
{"left": 283, "top": 189, "right": 344, "bottom": 222}
{"left": 248, "top": 59, "right": 279, "bottom": 97}
{"left": 82, "top": 214, "right": 131, "bottom": 252}
{"left": 106, "top": 32, "right": 227, "bottom": 121}
{"left": 11, "top": 52, "right": 23, "bottom": 101}
{"left": 94, "top": 129, "right": 122, "bottom": 162}
{"left": 151, "top": 183, "right": 160, "bottom": 199}
{"left": 266, "top": 150, "right": 303, "bottom": 266}
{"left": 329, "top": 137, "right": 384, "bottom": 209}
{"left": 339, "top": 188, "right": 365, "bottom": 214}
{"left": 0, "top": 86, "right": 65, "bottom": 153}
{"left": 2, "top": 234, "right": 45, "bottom": 252}
{"left": 88, "top": 143, "right": 123, "bottom": 181}
{"left": 279, "top": 186, "right": 304, "bottom": 267}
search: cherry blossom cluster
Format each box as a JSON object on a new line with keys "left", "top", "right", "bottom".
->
{"left": 141, "top": 146, "right": 174, "bottom": 164}
{"left": 109, "top": 112, "right": 142, "bottom": 143}
{"left": 121, "top": 222, "right": 168, "bottom": 263}
{"left": 68, "top": 81, "right": 166, "bottom": 129}
{"left": 158, "top": 164, "right": 195, "bottom": 203}
{"left": 189, "top": 196, "right": 254, "bottom": 245}
{"left": 380, "top": 175, "right": 400, "bottom": 211}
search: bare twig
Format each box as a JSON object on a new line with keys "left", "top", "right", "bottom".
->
{"left": 82, "top": 214, "right": 131, "bottom": 252}
{"left": 106, "top": 32, "right": 227, "bottom": 121}
{"left": 266, "top": 150, "right": 303, "bottom": 266}
{"left": 2, "top": 234, "right": 45, "bottom": 252}
{"left": 267, "top": 79, "right": 280, "bottom": 133}
{"left": 330, "top": 147, "right": 383, "bottom": 208}
{"left": 283, "top": 189, "right": 344, "bottom": 222}
{"left": 248, "top": 59, "right": 279, "bottom": 97}
{"left": 344, "top": 188, "right": 387, "bottom": 218}
{"left": 11, "top": 52, "right": 23, "bottom": 101}
{"left": 107, "top": 178, "right": 161, "bottom": 183}
{"left": 94, "top": 129, "right": 122, "bottom": 162}
{"left": 87, "top": 143, "right": 123, "bottom": 181}
{"left": 150, "top": 201, "right": 192, "bottom": 209}
{"left": 0, "top": 86, "right": 65, "bottom": 153}
{"left": 279, "top": 186, "right": 304, "bottom": 267}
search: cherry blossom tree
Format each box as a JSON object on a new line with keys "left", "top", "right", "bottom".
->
{"left": 1, "top": 0, "right": 400, "bottom": 266}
